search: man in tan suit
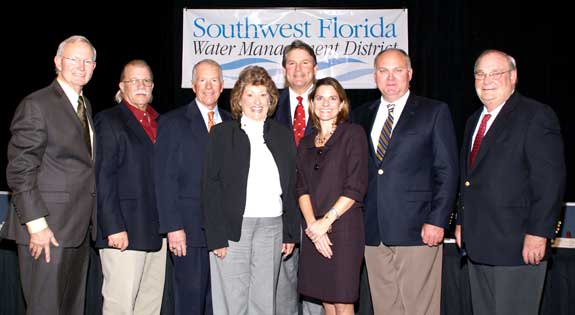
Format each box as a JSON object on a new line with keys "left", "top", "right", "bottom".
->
{"left": 1, "top": 35, "right": 97, "bottom": 315}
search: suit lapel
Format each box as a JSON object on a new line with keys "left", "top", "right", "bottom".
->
{"left": 380, "top": 95, "right": 418, "bottom": 165}
{"left": 462, "top": 110, "right": 481, "bottom": 173}
{"left": 51, "top": 81, "right": 95, "bottom": 161}
{"left": 84, "top": 97, "right": 97, "bottom": 159}
{"left": 119, "top": 103, "right": 154, "bottom": 147}
{"left": 276, "top": 90, "right": 293, "bottom": 128}
{"left": 52, "top": 81, "right": 83, "bottom": 132}
{"left": 364, "top": 100, "right": 380, "bottom": 163}
{"left": 470, "top": 93, "right": 520, "bottom": 172}
{"left": 186, "top": 100, "right": 210, "bottom": 144}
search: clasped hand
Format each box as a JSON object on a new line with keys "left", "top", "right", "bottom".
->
{"left": 305, "top": 219, "right": 333, "bottom": 259}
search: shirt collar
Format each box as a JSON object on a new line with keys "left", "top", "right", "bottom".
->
{"left": 57, "top": 78, "right": 82, "bottom": 107}
{"left": 380, "top": 90, "right": 410, "bottom": 109}
{"left": 289, "top": 85, "right": 314, "bottom": 104}
{"left": 123, "top": 100, "right": 158, "bottom": 120}
{"left": 195, "top": 98, "right": 220, "bottom": 118}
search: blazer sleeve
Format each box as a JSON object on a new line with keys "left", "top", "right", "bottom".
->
{"left": 342, "top": 125, "right": 369, "bottom": 202}
{"left": 201, "top": 126, "right": 229, "bottom": 250}
{"left": 94, "top": 114, "right": 126, "bottom": 237}
{"left": 295, "top": 145, "right": 309, "bottom": 198}
{"left": 282, "top": 136, "right": 299, "bottom": 244}
{"left": 6, "top": 98, "right": 50, "bottom": 223}
{"left": 428, "top": 103, "right": 459, "bottom": 228}
{"left": 525, "top": 105, "right": 566, "bottom": 238}
{"left": 154, "top": 118, "right": 185, "bottom": 233}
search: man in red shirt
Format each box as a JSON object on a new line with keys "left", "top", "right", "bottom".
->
{"left": 94, "top": 60, "right": 166, "bottom": 314}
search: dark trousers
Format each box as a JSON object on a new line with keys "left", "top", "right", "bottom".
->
{"left": 17, "top": 236, "right": 90, "bottom": 315}
{"left": 468, "top": 258, "right": 547, "bottom": 315}
{"left": 172, "top": 246, "right": 212, "bottom": 315}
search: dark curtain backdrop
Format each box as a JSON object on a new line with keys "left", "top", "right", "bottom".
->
{"left": 2, "top": 0, "right": 572, "bottom": 200}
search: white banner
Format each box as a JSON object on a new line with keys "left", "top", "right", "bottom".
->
{"left": 182, "top": 8, "right": 408, "bottom": 89}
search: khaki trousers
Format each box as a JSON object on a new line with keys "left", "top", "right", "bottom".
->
{"left": 365, "top": 243, "right": 442, "bottom": 315}
{"left": 100, "top": 239, "right": 167, "bottom": 315}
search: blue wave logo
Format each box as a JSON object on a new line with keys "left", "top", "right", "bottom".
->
{"left": 333, "top": 68, "right": 373, "bottom": 81}
{"left": 221, "top": 58, "right": 278, "bottom": 70}
{"left": 220, "top": 57, "right": 372, "bottom": 83}
{"left": 317, "top": 58, "right": 366, "bottom": 70}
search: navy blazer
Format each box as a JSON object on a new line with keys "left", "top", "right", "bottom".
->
{"left": 274, "top": 89, "right": 314, "bottom": 141}
{"left": 94, "top": 102, "right": 161, "bottom": 251}
{"left": 459, "top": 92, "right": 565, "bottom": 266}
{"left": 155, "top": 100, "right": 231, "bottom": 247}
{"left": 352, "top": 94, "right": 459, "bottom": 246}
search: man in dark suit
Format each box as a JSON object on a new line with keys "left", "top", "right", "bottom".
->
{"left": 155, "top": 59, "right": 231, "bottom": 315}
{"left": 95, "top": 60, "right": 166, "bottom": 314}
{"left": 455, "top": 50, "right": 565, "bottom": 315}
{"left": 1, "top": 35, "right": 97, "bottom": 314}
{"left": 273, "top": 40, "right": 322, "bottom": 315}
{"left": 353, "top": 48, "right": 458, "bottom": 315}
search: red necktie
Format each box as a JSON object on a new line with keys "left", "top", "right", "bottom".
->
{"left": 293, "top": 96, "right": 306, "bottom": 146}
{"left": 469, "top": 113, "right": 492, "bottom": 168}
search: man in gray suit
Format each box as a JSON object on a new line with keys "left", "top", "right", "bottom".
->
{"left": 1, "top": 35, "right": 97, "bottom": 315}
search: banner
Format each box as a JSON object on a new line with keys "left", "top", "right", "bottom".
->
{"left": 182, "top": 8, "right": 408, "bottom": 89}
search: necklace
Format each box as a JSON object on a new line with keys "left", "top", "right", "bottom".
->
{"left": 315, "top": 123, "right": 337, "bottom": 146}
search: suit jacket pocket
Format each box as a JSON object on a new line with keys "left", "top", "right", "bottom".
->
{"left": 40, "top": 192, "right": 70, "bottom": 203}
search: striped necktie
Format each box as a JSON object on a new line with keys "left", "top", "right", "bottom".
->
{"left": 375, "top": 103, "right": 395, "bottom": 161}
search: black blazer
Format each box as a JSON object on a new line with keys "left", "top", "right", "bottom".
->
{"left": 155, "top": 101, "right": 232, "bottom": 247}
{"left": 202, "top": 118, "right": 300, "bottom": 251}
{"left": 459, "top": 92, "right": 566, "bottom": 266}
{"left": 352, "top": 94, "right": 459, "bottom": 246}
{"left": 94, "top": 103, "right": 162, "bottom": 251}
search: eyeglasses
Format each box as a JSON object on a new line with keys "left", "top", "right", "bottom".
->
{"left": 61, "top": 56, "right": 96, "bottom": 67}
{"left": 122, "top": 79, "right": 154, "bottom": 87}
{"left": 474, "top": 70, "right": 512, "bottom": 80}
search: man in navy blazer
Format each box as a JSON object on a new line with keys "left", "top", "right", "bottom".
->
{"left": 353, "top": 48, "right": 458, "bottom": 315}
{"left": 273, "top": 40, "right": 322, "bottom": 315}
{"left": 155, "top": 59, "right": 231, "bottom": 315}
{"left": 455, "top": 50, "right": 565, "bottom": 315}
{"left": 95, "top": 60, "right": 166, "bottom": 314}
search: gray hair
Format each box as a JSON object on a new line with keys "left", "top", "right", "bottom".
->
{"left": 474, "top": 49, "right": 517, "bottom": 72}
{"left": 191, "top": 59, "right": 223, "bottom": 84}
{"left": 56, "top": 35, "right": 97, "bottom": 60}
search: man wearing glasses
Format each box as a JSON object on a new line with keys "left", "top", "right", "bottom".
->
{"left": 455, "top": 49, "right": 566, "bottom": 315}
{"left": 2, "top": 35, "right": 97, "bottom": 314}
{"left": 94, "top": 60, "right": 166, "bottom": 314}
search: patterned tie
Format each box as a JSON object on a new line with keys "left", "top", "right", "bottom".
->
{"left": 293, "top": 96, "right": 306, "bottom": 146}
{"left": 76, "top": 96, "right": 92, "bottom": 157}
{"left": 469, "top": 113, "right": 492, "bottom": 168}
{"left": 207, "top": 111, "right": 215, "bottom": 132}
{"left": 375, "top": 103, "right": 395, "bottom": 161}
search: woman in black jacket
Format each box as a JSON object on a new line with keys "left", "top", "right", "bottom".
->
{"left": 202, "top": 65, "right": 299, "bottom": 315}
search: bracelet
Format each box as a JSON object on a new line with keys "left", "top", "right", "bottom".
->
{"left": 329, "top": 208, "right": 340, "bottom": 220}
